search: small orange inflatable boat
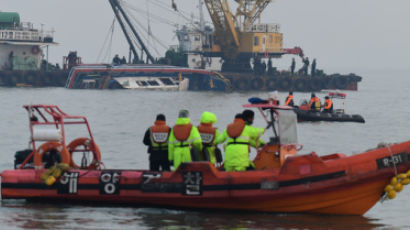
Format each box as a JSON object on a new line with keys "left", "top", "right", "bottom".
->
{"left": 1, "top": 104, "right": 409, "bottom": 215}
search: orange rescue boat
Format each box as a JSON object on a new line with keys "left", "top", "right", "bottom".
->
{"left": 1, "top": 104, "right": 409, "bottom": 215}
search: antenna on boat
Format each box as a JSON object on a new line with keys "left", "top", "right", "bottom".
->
{"left": 28, "top": 104, "right": 33, "bottom": 120}
{"left": 199, "top": 0, "right": 205, "bottom": 32}
{"left": 27, "top": 104, "right": 34, "bottom": 149}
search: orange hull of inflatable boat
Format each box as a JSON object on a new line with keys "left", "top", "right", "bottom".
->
{"left": 2, "top": 141, "right": 410, "bottom": 215}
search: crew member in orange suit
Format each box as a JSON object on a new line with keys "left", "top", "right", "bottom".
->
{"left": 308, "top": 93, "right": 321, "bottom": 111}
{"left": 285, "top": 92, "right": 294, "bottom": 106}
{"left": 323, "top": 96, "right": 333, "bottom": 113}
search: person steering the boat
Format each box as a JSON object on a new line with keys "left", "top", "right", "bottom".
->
{"left": 143, "top": 114, "right": 171, "bottom": 171}
{"left": 168, "top": 110, "right": 202, "bottom": 170}
{"left": 197, "top": 111, "right": 221, "bottom": 165}
{"left": 216, "top": 111, "right": 265, "bottom": 172}
{"left": 322, "top": 96, "right": 333, "bottom": 113}
{"left": 308, "top": 93, "right": 321, "bottom": 111}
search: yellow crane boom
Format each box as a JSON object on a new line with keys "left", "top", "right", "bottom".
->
{"left": 204, "top": 0, "right": 240, "bottom": 58}
{"left": 203, "top": 0, "right": 283, "bottom": 63}
{"left": 234, "top": 0, "right": 272, "bottom": 31}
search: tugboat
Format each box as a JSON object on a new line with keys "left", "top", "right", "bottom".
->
{"left": 1, "top": 104, "right": 409, "bottom": 215}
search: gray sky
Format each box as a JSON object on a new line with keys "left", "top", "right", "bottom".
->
{"left": 2, "top": 0, "right": 410, "bottom": 72}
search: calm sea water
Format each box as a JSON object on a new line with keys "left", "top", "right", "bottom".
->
{"left": 1, "top": 69, "right": 410, "bottom": 230}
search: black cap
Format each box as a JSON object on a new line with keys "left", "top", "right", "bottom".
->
{"left": 156, "top": 114, "right": 166, "bottom": 121}
{"left": 178, "top": 109, "right": 189, "bottom": 118}
{"left": 234, "top": 113, "right": 243, "bottom": 119}
{"left": 242, "top": 110, "right": 255, "bottom": 120}
{"left": 311, "top": 93, "right": 315, "bottom": 97}
{"left": 289, "top": 92, "right": 293, "bottom": 95}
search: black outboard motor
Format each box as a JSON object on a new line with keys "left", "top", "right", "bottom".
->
{"left": 14, "top": 149, "right": 34, "bottom": 169}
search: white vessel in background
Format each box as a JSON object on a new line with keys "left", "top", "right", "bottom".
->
{"left": 0, "top": 12, "right": 56, "bottom": 72}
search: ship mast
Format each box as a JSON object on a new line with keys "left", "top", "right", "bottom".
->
{"left": 199, "top": 0, "right": 205, "bottom": 32}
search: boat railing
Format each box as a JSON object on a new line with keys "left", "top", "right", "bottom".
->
{"left": 0, "top": 25, "right": 54, "bottom": 43}
{"left": 16, "top": 105, "right": 96, "bottom": 170}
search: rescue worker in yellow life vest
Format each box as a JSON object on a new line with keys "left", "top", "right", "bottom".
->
{"left": 216, "top": 110, "right": 265, "bottom": 172}
{"left": 285, "top": 91, "right": 294, "bottom": 106}
{"left": 308, "top": 93, "right": 321, "bottom": 111}
{"left": 197, "top": 111, "right": 221, "bottom": 164}
{"left": 168, "top": 109, "right": 202, "bottom": 170}
{"left": 323, "top": 96, "right": 333, "bottom": 113}
{"left": 143, "top": 114, "right": 171, "bottom": 171}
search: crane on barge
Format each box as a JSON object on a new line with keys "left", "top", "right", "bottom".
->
{"left": 201, "top": 0, "right": 303, "bottom": 72}
{"left": 171, "top": 0, "right": 361, "bottom": 92}
{"left": 104, "top": 0, "right": 361, "bottom": 92}
{"left": 108, "top": 0, "right": 302, "bottom": 70}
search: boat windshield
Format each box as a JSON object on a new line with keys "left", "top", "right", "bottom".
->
{"left": 277, "top": 110, "right": 298, "bottom": 145}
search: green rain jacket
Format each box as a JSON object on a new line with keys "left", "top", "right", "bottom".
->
{"left": 168, "top": 117, "right": 202, "bottom": 170}
{"left": 198, "top": 111, "right": 221, "bottom": 164}
{"left": 216, "top": 124, "right": 264, "bottom": 170}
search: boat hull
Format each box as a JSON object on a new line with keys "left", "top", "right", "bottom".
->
{"left": 0, "top": 70, "right": 68, "bottom": 87}
{"left": 224, "top": 72, "right": 361, "bottom": 92}
{"left": 2, "top": 141, "right": 410, "bottom": 215}
{"left": 294, "top": 109, "right": 365, "bottom": 123}
{"left": 64, "top": 65, "right": 231, "bottom": 92}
